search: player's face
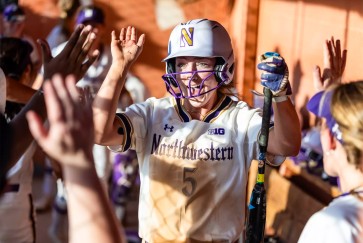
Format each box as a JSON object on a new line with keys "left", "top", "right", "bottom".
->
{"left": 175, "top": 56, "right": 218, "bottom": 107}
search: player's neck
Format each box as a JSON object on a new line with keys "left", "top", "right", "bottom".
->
{"left": 186, "top": 108, "right": 205, "bottom": 120}
{"left": 339, "top": 165, "right": 363, "bottom": 194}
{"left": 183, "top": 92, "right": 220, "bottom": 120}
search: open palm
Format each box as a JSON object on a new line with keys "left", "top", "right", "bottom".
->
{"left": 26, "top": 75, "right": 94, "bottom": 166}
{"left": 40, "top": 25, "right": 99, "bottom": 81}
{"left": 111, "top": 26, "right": 145, "bottom": 67}
{"left": 313, "top": 37, "right": 347, "bottom": 91}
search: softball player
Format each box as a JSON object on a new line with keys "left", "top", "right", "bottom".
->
{"left": 93, "top": 19, "right": 301, "bottom": 242}
{"left": 297, "top": 37, "right": 363, "bottom": 243}
{"left": 0, "top": 38, "right": 37, "bottom": 243}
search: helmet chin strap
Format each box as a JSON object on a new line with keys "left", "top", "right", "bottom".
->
{"left": 162, "top": 70, "right": 228, "bottom": 99}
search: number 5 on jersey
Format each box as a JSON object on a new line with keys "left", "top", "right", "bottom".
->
{"left": 182, "top": 167, "right": 197, "bottom": 197}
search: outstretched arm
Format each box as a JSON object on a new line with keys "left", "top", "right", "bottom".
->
{"left": 26, "top": 75, "right": 126, "bottom": 243}
{"left": 93, "top": 26, "right": 145, "bottom": 145}
{"left": 1, "top": 25, "right": 99, "bottom": 183}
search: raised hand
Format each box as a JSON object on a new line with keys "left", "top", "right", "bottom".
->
{"left": 257, "top": 52, "right": 291, "bottom": 97}
{"left": 111, "top": 26, "right": 145, "bottom": 67}
{"left": 38, "top": 25, "right": 100, "bottom": 82}
{"left": 26, "top": 74, "right": 94, "bottom": 167}
{"left": 313, "top": 37, "right": 347, "bottom": 91}
{"left": 26, "top": 75, "right": 126, "bottom": 243}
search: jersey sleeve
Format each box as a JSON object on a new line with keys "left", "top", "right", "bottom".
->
{"left": 109, "top": 98, "right": 154, "bottom": 153}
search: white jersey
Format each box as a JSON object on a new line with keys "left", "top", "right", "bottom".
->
{"left": 0, "top": 142, "right": 37, "bottom": 243}
{"left": 113, "top": 95, "right": 263, "bottom": 242}
{"left": 298, "top": 194, "right": 363, "bottom": 243}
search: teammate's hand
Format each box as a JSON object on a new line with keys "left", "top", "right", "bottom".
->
{"left": 39, "top": 24, "right": 100, "bottom": 81}
{"left": 257, "top": 52, "right": 291, "bottom": 96}
{"left": 313, "top": 37, "right": 347, "bottom": 91}
{"left": 111, "top": 26, "right": 145, "bottom": 67}
{"left": 26, "top": 74, "right": 94, "bottom": 167}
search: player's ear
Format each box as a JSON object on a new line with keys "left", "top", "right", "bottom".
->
{"left": 330, "top": 132, "right": 337, "bottom": 150}
{"left": 320, "top": 120, "right": 335, "bottom": 151}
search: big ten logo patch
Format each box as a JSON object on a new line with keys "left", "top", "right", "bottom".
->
{"left": 208, "top": 128, "right": 225, "bottom": 135}
{"left": 180, "top": 27, "right": 194, "bottom": 47}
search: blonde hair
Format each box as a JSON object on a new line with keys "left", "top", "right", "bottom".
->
{"left": 331, "top": 81, "right": 363, "bottom": 169}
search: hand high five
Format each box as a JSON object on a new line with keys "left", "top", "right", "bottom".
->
{"left": 313, "top": 37, "right": 347, "bottom": 91}
{"left": 111, "top": 26, "right": 145, "bottom": 67}
{"left": 26, "top": 74, "right": 94, "bottom": 167}
{"left": 39, "top": 25, "right": 100, "bottom": 81}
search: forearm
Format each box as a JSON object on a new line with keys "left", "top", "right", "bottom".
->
{"left": 93, "top": 63, "right": 130, "bottom": 144}
{"left": 63, "top": 156, "right": 125, "bottom": 243}
{"left": 7, "top": 90, "right": 46, "bottom": 167}
{"left": 268, "top": 98, "right": 301, "bottom": 156}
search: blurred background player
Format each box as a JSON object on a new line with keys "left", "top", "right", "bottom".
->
{"left": 1, "top": 3, "right": 41, "bottom": 83}
{"left": 46, "top": 0, "right": 80, "bottom": 50}
{"left": 0, "top": 37, "right": 38, "bottom": 243}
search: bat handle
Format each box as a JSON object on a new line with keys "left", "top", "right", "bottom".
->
{"left": 259, "top": 87, "right": 273, "bottom": 153}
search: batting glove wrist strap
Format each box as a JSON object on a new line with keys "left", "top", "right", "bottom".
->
{"left": 251, "top": 89, "right": 290, "bottom": 101}
{"left": 272, "top": 95, "right": 289, "bottom": 103}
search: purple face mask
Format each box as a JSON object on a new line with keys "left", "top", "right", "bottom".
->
{"left": 162, "top": 70, "right": 228, "bottom": 99}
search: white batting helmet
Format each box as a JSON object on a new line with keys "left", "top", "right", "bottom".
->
{"left": 162, "top": 19, "right": 235, "bottom": 94}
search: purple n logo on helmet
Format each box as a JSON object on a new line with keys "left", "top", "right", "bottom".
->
{"left": 180, "top": 28, "right": 194, "bottom": 47}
